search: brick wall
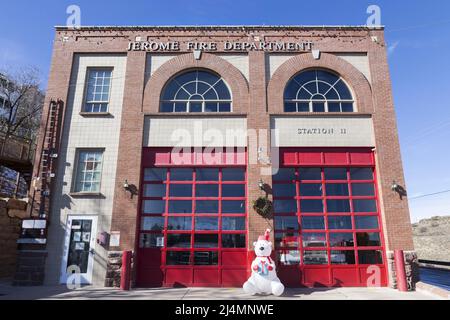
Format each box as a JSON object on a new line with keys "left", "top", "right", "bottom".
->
{"left": 43, "top": 54, "right": 128, "bottom": 286}
{"left": 368, "top": 31, "right": 414, "bottom": 251}
{"left": 38, "top": 26, "right": 415, "bottom": 287}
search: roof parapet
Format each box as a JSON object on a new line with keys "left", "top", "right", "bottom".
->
{"left": 55, "top": 25, "right": 385, "bottom": 32}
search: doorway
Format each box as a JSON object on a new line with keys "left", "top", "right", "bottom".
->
{"left": 60, "top": 215, "right": 98, "bottom": 285}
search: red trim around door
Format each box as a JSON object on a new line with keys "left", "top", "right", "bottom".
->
{"left": 135, "top": 147, "right": 248, "bottom": 287}
{"left": 274, "top": 148, "right": 388, "bottom": 287}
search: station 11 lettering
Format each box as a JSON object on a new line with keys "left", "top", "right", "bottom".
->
{"left": 297, "top": 128, "right": 349, "bottom": 135}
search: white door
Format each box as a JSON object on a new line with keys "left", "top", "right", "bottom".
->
{"left": 60, "top": 215, "right": 98, "bottom": 285}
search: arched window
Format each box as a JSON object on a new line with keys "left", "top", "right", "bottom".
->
{"left": 284, "top": 69, "right": 354, "bottom": 112}
{"left": 160, "top": 69, "right": 232, "bottom": 113}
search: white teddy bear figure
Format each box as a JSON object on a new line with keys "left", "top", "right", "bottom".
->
{"left": 243, "top": 229, "right": 285, "bottom": 296}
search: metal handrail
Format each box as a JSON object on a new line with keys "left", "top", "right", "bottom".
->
{"left": 419, "top": 259, "right": 450, "bottom": 267}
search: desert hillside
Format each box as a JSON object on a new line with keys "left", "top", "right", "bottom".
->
{"left": 412, "top": 216, "right": 450, "bottom": 262}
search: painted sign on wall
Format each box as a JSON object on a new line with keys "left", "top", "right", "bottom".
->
{"left": 128, "top": 41, "right": 314, "bottom": 52}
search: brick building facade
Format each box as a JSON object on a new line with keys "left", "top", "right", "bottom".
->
{"left": 19, "top": 26, "right": 416, "bottom": 288}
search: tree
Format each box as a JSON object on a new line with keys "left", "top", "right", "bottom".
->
{"left": 0, "top": 67, "right": 45, "bottom": 146}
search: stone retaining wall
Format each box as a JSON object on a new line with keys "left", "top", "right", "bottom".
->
{"left": 13, "top": 250, "right": 47, "bottom": 286}
{"left": 0, "top": 199, "right": 21, "bottom": 279}
{"left": 386, "top": 250, "right": 420, "bottom": 291}
{"left": 105, "top": 251, "right": 123, "bottom": 287}
{"left": 105, "top": 251, "right": 135, "bottom": 288}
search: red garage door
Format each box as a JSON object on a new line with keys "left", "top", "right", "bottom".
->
{"left": 274, "top": 148, "right": 387, "bottom": 287}
{"left": 136, "top": 148, "right": 248, "bottom": 287}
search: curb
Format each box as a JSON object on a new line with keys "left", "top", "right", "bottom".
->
{"left": 416, "top": 281, "right": 449, "bottom": 300}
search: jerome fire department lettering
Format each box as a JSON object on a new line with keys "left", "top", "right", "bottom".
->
{"left": 127, "top": 40, "right": 313, "bottom": 52}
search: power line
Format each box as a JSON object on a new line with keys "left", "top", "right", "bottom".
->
{"left": 409, "top": 189, "right": 450, "bottom": 200}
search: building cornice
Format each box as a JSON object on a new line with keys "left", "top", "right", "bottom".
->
{"left": 54, "top": 25, "right": 385, "bottom": 32}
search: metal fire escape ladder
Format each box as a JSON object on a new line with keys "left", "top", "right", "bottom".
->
{"left": 39, "top": 99, "right": 61, "bottom": 218}
{"left": 19, "top": 99, "right": 63, "bottom": 245}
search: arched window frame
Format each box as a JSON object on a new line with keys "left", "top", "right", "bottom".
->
{"left": 160, "top": 69, "right": 233, "bottom": 113}
{"left": 283, "top": 69, "right": 356, "bottom": 113}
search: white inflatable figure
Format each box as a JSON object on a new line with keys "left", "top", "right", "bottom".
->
{"left": 243, "top": 229, "right": 285, "bottom": 296}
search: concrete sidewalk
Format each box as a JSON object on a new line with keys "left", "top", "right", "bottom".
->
{"left": 0, "top": 283, "right": 442, "bottom": 300}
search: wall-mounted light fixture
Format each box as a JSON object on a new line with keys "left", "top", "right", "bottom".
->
{"left": 123, "top": 179, "right": 138, "bottom": 199}
{"left": 258, "top": 179, "right": 265, "bottom": 191}
{"left": 391, "top": 180, "right": 407, "bottom": 200}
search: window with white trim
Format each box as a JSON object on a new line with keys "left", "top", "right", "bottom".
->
{"left": 73, "top": 149, "right": 104, "bottom": 193}
{"left": 83, "top": 68, "right": 112, "bottom": 113}
{"left": 284, "top": 69, "right": 354, "bottom": 113}
{"left": 160, "top": 69, "right": 232, "bottom": 113}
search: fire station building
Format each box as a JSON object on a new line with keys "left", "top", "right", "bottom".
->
{"left": 22, "top": 26, "right": 417, "bottom": 289}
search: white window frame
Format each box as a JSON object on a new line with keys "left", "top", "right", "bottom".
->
{"left": 71, "top": 148, "right": 105, "bottom": 194}
{"left": 284, "top": 70, "right": 356, "bottom": 113}
{"left": 83, "top": 67, "right": 113, "bottom": 113}
{"left": 160, "top": 70, "right": 233, "bottom": 113}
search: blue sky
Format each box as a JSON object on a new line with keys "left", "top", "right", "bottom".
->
{"left": 1, "top": 0, "right": 449, "bottom": 222}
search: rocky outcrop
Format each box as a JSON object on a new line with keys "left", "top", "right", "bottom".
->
{"left": 412, "top": 216, "right": 450, "bottom": 262}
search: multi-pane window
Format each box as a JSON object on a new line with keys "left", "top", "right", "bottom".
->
{"left": 67, "top": 219, "right": 93, "bottom": 273}
{"left": 284, "top": 69, "right": 354, "bottom": 113}
{"left": 160, "top": 69, "right": 232, "bottom": 113}
{"left": 84, "top": 68, "right": 112, "bottom": 112}
{"left": 273, "top": 166, "right": 383, "bottom": 266}
{"left": 139, "top": 167, "right": 246, "bottom": 266}
{"left": 73, "top": 149, "right": 103, "bottom": 193}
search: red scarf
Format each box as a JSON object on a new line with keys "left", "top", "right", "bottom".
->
{"left": 261, "top": 256, "right": 272, "bottom": 264}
